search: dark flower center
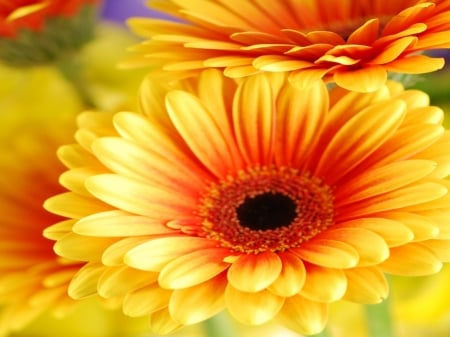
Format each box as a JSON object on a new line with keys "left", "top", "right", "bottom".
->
{"left": 236, "top": 192, "right": 297, "bottom": 230}
{"left": 199, "top": 166, "right": 334, "bottom": 253}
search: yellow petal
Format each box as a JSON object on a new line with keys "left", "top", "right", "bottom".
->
{"left": 422, "top": 240, "right": 450, "bottom": 262}
{"left": 300, "top": 265, "right": 347, "bottom": 302}
{"left": 225, "top": 285, "right": 284, "bottom": 325}
{"left": 294, "top": 240, "right": 359, "bottom": 269}
{"left": 85, "top": 173, "right": 195, "bottom": 219}
{"left": 169, "top": 274, "right": 227, "bottom": 324}
{"left": 54, "top": 233, "right": 118, "bottom": 261}
{"left": 343, "top": 267, "right": 388, "bottom": 304}
{"left": 369, "top": 36, "right": 417, "bottom": 64}
{"left": 125, "top": 236, "right": 218, "bottom": 271}
{"left": 277, "top": 295, "right": 328, "bottom": 335}
{"left": 381, "top": 211, "right": 439, "bottom": 242}
{"left": 336, "top": 218, "right": 414, "bottom": 247}
{"left": 44, "top": 192, "right": 113, "bottom": 219}
{"left": 123, "top": 283, "right": 171, "bottom": 317}
{"left": 68, "top": 263, "right": 104, "bottom": 299}
{"left": 269, "top": 251, "right": 306, "bottom": 297}
{"left": 319, "top": 228, "right": 389, "bottom": 266}
{"left": 98, "top": 265, "right": 157, "bottom": 298}
{"left": 101, "top": 237, "right": 152, "bottom": 267}
{"left": 73, "top": 210, "right": 175, "bottom": 237}
{"left": 149, "top": 308, "right": 183, "bottom": 335}
{"left": 334, "top": 65, "right": 387, "bottom": 92}
{"left": 381, "top": 243, "right": 443, "bottom": 276}
{"left": 227, "top": 251, "right": 282, "bottom": 292}
{"left": 158, "top": 248, "right": 230, "bottom": 289}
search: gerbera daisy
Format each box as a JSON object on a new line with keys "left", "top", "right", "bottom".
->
{"left": 0, "top": 0, "right": 100, "bottom": 66}
{"left": 45, "top": 70, "right": 450, "bottom": 335}
{"left": 125, "top": 0, "right": 450, "bottom": 92}
{"left": 0, "top": 68, "right": 85, "bottom": 336}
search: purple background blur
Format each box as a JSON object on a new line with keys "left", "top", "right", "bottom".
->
{"left": 101, "top": 0, "right": 174, "bottom": 23}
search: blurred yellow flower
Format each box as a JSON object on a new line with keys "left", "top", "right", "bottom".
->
{"left": 126, "top": 0, "right": 450, "bottom": 92}
{"left": 45, "top": 70, "right": 450, "bottom": 335}
{"left": 0, "top": 65, "right": 83, "bottom": 337}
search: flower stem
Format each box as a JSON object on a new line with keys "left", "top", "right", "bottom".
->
{"left": 56, "top": 54, "right": 95, "bottom": 108}
{"left": 202, "top": 312, "right": 240, "bottom": 337}
{"left": 311, "top": 327, "right": 331, "bottom": 337}
{"left": 365, "top": 297, "right": 394, "bottom": 337}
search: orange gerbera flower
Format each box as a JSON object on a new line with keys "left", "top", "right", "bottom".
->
{"left": 126, "top": 0, "right": 450, "bottom": 92}
{"left": 45, "top": 70, "right": 450, "bottom": 335}
{"left": 0, "top": 71, "right": 84, "bottom": 335}
{"left": 0, "top": 0, "right": 100, "bottom": 66}
{"left": 0, "top": 0, "right": 99, "bottom": 37}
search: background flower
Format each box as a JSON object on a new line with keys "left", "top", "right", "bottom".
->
{"left": 45, "top": 70, "right": 450, "bottom": 335}
{"left": 124, "top": 0, "right": 450, "bottom": 92}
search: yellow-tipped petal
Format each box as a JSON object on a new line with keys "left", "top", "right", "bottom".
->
{"left": 269, "top": 251, "right": 306, "bottom": 297}
{"left": 343, "top": 267, "right": 388, "bottom": 304}
{"left": 227, "top": 251, "right": 282, "bottom": 292}
{"left": 169, "top": 274, "right": 227, "bottom": 325}
{"left": 225, "top": 285, "right": 284, "bottom": 325}
{"left": 123, "top": 283, "right": 171, "bottom": 317}
{"left": 300, "top": 265, "right": 347, "bottom": 303}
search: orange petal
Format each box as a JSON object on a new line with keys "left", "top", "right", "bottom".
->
{"left": 274, "top": 80, "right": 328, "bottom": 167}
{"left": 315, "top": 98, "right": 406, "bottom": 184}
{"left": 343, "top": 267, "right": 388, "bottom": 304}
{"left": 158, "top": 248, "right": 230, "bottom": 289}
{"left": 381, "top": 243, "right": 442, "bottom": 276}
{"left": 253, "top": 55, "right": 314, "bottom": 71}
{"left": 334, "top": 65, "right": 387, "bottom": 92}
{"left": 336, "top": 160, "right": 437, "bottom": 205}
{"left": 169, "top": 274, "right": 227, "bottom": 324}
{"left": 232, "top": 73, "right": 276, "bottom": 165}
{"left": 381, "top": 211, "right": 439, "bottom": 242}
{"left": 347, "top": 18, "right": 379, "bottom": 45}
{"left": 288, "top": 68, "right": 329, "bottom": 90}
{"left": 225, "top": 285, "right": 284, "bottom": 325}
{"left": 385, "top": 55, "right": 444, "bottom": 74}
{"left": 369, "top": 36, "right": 417, "bottom": 64}
{"left": 277, "top": 295, "right": 328, "bottom": 335}
{"left": 166, "top": 89, "right": 241, "bottom": 177}
{"left": 123, "top": 283, "right": 171, "bottom": 317}
{"left": 227, "top": 251, "right": 282, "bottom": 292}
{"left": 269, "top": 251, "right": 306, "bottom": 297}
{"left": 300, "top": 264, "right": 347, "bottom": 302}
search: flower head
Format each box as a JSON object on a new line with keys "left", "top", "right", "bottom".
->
{"left": 0, "top": 0, "right": 100, "bottom": 66}
{"left": 0, "top": 66, "right": 84, "bottom": 336}
{"left": 45, "top": 70, "right": 450, "bottom": 335}
{"left": 126, "top": 0, "right": 450, "bottom": 92}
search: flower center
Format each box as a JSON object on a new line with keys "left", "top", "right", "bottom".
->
{"left": 236, "top": 192, "right": 297, "bottom": 230}
{"left": 199, "top": 166, "right": 334, "bottom": 253}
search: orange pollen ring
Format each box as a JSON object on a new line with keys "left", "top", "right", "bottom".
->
{"left": 198, "top": 166, "right": 334, "bottom": 254}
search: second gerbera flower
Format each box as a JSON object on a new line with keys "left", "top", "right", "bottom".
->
{"left": 126, "top": 0, "right": 450, "bottom": 92}
{"left": 45, "top": 70, "right": 450, "bottom": 335}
